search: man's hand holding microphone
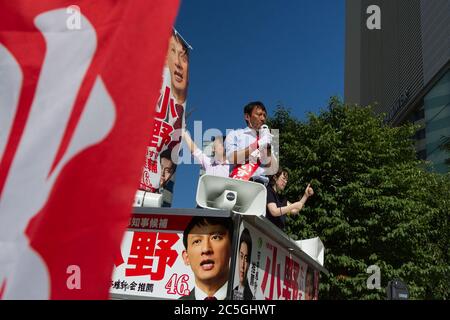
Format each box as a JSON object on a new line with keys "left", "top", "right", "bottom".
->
{"left": 258, "top": 124, "right": 273, "bottom": 150}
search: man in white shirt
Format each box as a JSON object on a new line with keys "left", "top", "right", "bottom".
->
{"left": 180, "top": 216, "right": 233, "bottom": 300}
{"left": 225, "top": 101, "right": 278, "bottom": 183}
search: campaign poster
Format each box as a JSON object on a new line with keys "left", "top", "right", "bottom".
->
{"left": 111, "top": 214, "right": 233, "bottom": 300}
{"left": 138, "top": 29, "right": 190, "bottom": 206}
{"left": 232, "top": 222, "right": 319, "bottom": 300}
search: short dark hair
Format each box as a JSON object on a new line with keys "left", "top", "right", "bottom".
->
{"left": 160, "top": 148, "right": 176, "bottom": 173}
{"left": 183, "top": 216, "right": 234, "bottom": 249}
{"left": 269, "top": 167, "right": 289, "bottom": 186}
{"left": 243, "top": 101, "right": 267, "bottom": 125}
{"left": 239, "top": 228, "right": 252, "bottom": 259}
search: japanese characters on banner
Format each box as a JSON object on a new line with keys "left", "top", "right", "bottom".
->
{"left": 111, "top": 215, "right": 320, "bottom": 300}
{"left": 112, "top": 215, "right": 191, "bottom": 298}
{"left": 112, "top": 214, "right": 234, "bottom": 300}
{"left": 138, "top": 30, "right": 190, "bottom": 206}
{"left": 232, "top": 222, "right": 319, "bottom": 300}
{"left": 112, "top": 230, "right": 189, "bottom": 298}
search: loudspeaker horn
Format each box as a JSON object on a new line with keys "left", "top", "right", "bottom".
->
{"left": 196, "top": 174, "right": 267, "bottom": 216}
{"left": 134, "top": 190, "right": 163, "bottom": 208}
{"left": 295, "top": 237, "right": 325, "bottom": 266}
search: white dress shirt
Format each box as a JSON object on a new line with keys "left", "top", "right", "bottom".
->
{"left": 194, "top": 281, "right": 229, "bottom": 300}
{"left": 225, "top": 127, "right": 274, "bottom": 179}
{"left": 192, "top": 149, "right": 231, "bottom": 177}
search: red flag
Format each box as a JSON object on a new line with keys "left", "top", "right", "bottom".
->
{"left": 0, "top": 0, "right": 179, "bottom": 299}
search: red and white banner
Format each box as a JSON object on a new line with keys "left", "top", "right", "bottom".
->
{"left": 112, "top": 217, "right": 321, "bottom": 300}
{"left": 0, "top": 0, "right": 179, "bottom": 299}
{"left": 232, "top": 222, "right": 319, "bottom": 300}
{"left": 229, "top": 162, "right": 260, "bottom": 181}
{"left": 229, "top": 137, "right": 260, "bottom": 181}
{"left": 111, "top": 214, "right": 199, "bottom": 299}
{"left": 138, "top": 30, "right": 190, "bottom": 206}
{"left": 112, "top": 230, "right": 193, "bottom": 299}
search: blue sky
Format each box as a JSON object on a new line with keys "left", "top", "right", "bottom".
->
{"left": 172, "top": 0, "right": 345, "bottom": 208}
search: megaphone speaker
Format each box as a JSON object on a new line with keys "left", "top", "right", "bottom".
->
{"left": 196, "top": 175, "right": 267, "bottom": 216}
{"left": 134, "top": 190, "right": 163, "bottom": 208}
{"left": 295, "top": 237, "right": 325, "bottom": 266}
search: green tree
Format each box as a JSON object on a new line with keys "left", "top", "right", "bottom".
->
{"left": 267, "top": 98, "right": 450, "bottom": 299}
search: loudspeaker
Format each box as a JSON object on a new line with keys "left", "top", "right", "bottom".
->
{"left": 134, "top": 190, "right": 163, "bottom": 208}
{"left": 295, "top": 237, "right": 325, "bottom": 266}
{"left": 213, "top": 190, "right": 237, "bottom": 211}
{"left": 196, "top": 175, "right": 267, "bottom": 216}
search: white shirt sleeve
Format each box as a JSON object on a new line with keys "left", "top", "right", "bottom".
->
{"left": 225, "top": 130, "right": 238, "bottom": 160}
{"left": 193, "top": 148, "right": 212, "bottom": 170}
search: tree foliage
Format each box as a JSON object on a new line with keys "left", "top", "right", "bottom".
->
{"left": 267, "top": 98, "right": 450, "bottom": 299}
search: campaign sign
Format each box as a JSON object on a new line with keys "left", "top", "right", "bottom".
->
{"left": 231, "top": 221, "right": 319, "bottom": 300}
{"left": 138, "top": 30, "right": 190, "bottom": 206}
{"left": 111, "top": 213, "right": 234, "bottom": 300}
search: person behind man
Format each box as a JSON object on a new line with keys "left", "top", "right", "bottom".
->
{"left": 225, "top": 101, "right": 278, "bottom": 184}
{"left": 266, "top": 168, "right": 314, "bottom": 231}
{"left": 182, "top": 130, "right": 230, "bottom": 177}
{"left": 180, "top": 216, "right": 233, "bottom": 300}
{"left": 233, "top": 228, "right": 254, "bottom": 300}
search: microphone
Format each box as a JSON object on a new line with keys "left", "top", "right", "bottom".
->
{"left": 258, "top": 124, "right": 273, "bottom": 151}
{"left": 259, "top": 124, "right": 272, "bottom": 140}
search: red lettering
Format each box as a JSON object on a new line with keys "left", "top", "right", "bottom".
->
{"left": 125, "top": 232, "right": 180, "bottom": 281}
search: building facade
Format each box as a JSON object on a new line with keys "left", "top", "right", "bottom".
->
{"left": 344, "top": 0, "right": 449, "bottom": 172}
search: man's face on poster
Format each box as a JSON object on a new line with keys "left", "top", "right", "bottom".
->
{"left": 160, "top": 156, "right": 174, "bottom": 188}
{"left": 167, "top": 35, "right": 189, "bottom": 104}
{"left": 238, "top": 242, "right": 250, "bottom": 286}
{"left": 182, "top": 223, "right": 231, "bottom": 287}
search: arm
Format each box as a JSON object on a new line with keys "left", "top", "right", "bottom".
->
{"left": 227, "top": 129, "right": 272, "bottom": 165}
{"left": 289, "top": 184, "right": 314, "bottom": 215}
{"left": 267, "top": 202, "right": 301, "bottom": 217}
{"left": 225, "top": 130, "right": 255, "bottom": 165}
{"left": 182, "top": 129, "right": 199, "bottom": 155}
{"left": 260, "top": 147, "right": 278, "bottom": 172}
{"left": 256, "top": 128, "right": 274, "bottom": 167}
{"left": 182, "top": 130, "right": 210, "bottom": 168}
{"left": 229, "top": 142, "right": 258, "bottom": 164}
{"left": 268, "top": 184, "right": 314, "bottom": 217}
